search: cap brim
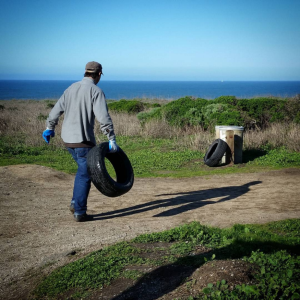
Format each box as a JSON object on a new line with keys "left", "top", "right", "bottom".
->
{"left": 85, "top": 69, "right": 103, "bottom": 75}
{"left": 85, "top": 69, "right": 98, "bottom": 73}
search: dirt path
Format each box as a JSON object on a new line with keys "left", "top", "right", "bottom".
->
{"left": 0, "top": 165, "right": 300, "bottom": 299}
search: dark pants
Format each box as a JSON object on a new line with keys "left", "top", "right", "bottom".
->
{"left": 67, "top": 147, "right": 92, "bottom": 215}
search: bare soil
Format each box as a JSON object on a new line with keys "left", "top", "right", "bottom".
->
{"left": 0, "top": 165, "right": 300, "bottom": 299}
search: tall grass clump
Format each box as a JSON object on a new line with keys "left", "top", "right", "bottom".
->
{"left": 0, "top": 100, "right": 64, "bottom": 148}
{"left": 103, "top": 112, "right": 141, "bottom": 138}
{"left": 140, "top": 117, "right": 179, "bottom": 139}
{"left": 244, "top": 123, "right": 300, "bottom": 152}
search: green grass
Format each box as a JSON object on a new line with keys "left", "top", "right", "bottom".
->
{"left": 33, "top": 242, "right": 147, "bottom": 298}
{"left": 120, "top": 136, "right": 205, "bottom": 176}
{"left": 0, "top": 139, "right": 78, "bottom": 173}
{"left": 2, "top": 136, "right": 299, "bottom": 178}
{"left": 249, "top": 147, "right": 300, "bottom": 168}
{"left": 32, "top": 219, "right": 300, "bottom": 299}
{"left": 200, "top": 250, "right": 300, "bottom": 299}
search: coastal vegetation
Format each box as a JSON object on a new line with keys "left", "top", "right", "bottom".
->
{"left": 1, "top": 96, "right": 300, "bottom": 299}
{"left": 108, "top": 95, "right": 300, "bottom": 129}
{"left": 1, "top": 96, "right": 300, "bottom": 176}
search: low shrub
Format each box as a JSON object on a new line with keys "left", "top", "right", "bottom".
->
{"left": 182, "top": 107, "right": 203, "bottom": 127}
{"left": 37, "top": 113, "right": 48, "bottom": 121}
{"left": 136, "top": 96, "right": 300, "bottom": 131}
{"left": 161, "top": 96, "right": 209, "bottom": 127}
{"left": 202, "top": 103, "right": 243, "bottom": 128}
{"left": 214, "top": 95, "right": 238, "bottom": 106}
{"left": 295, "top": 112, "right": 300, "bottom": 124}
{"left": 44, "top": 100, "right": 56, "bottom": 109}
{"left": 108, "top": 100, "right": 144, "bottom": 113}
{"left": 285, "top": 98, "right": 300, "bottom": 124}
{"left": 46, "top": 103, "right": 55, "bottom": 109}
{"left": 108, "top": 99, "right": 160, "bottom": 114}
{"left": 235, "top": 98, "right": 287, "bottom": 128}
{"left": 211, "top": 97, "right": 300, "bottom": 129}
{"left": 150, "top": 96, "right": 243, "bottom": 129}
{"left": 150, "top": 103, "right": 161, "bottom": 108}
{"left": 136, "top": 107, "right": 162, "bottom": 123}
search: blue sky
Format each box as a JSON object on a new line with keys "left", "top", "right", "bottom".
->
{"left": 0, "top": 0, "right": 299, "bottom": 81}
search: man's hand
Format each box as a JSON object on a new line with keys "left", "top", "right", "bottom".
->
{"left": 109, "top": 139, "right": 119, "bottom": 153}
{"left": 42, "top": 129, "right": 55, "bottom": 144}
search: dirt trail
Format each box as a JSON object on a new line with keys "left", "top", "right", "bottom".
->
{"left": 0, "top": 165, "right": 300, "bottom": 299}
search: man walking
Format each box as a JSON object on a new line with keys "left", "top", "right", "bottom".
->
{"left": 42, "top": 61, "right": 118, "bottom": 222}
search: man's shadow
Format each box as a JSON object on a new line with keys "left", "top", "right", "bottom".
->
{"left": 92, "top": 181, "right": 262, "bottom": 220}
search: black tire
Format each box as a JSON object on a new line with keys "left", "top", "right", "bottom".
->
{"left": 203, "top": 139, "right": 228, "bottom": 167}
{"left": 87, "top": 142, "right": 134, "bottom": 197}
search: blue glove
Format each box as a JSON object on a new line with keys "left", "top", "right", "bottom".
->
{"left": 42, "top": 129, "right": 55, "bottom": 144}
{"left": 109, "top": 139, "right": 119, "bottom": 153}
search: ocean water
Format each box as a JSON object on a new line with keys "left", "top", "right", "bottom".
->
{"left": 0, "top": 80, "right": 299, "bottom": 100}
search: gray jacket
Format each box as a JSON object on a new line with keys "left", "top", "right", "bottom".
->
{"left": 46, "top": 77, "right": 115, "bottom": 145}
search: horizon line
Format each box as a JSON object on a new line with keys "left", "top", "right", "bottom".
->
{"left": 1, "top": 79, "right": 300, "bottom": 82}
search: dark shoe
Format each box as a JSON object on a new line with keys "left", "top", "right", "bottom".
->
{"left": 69, "top": 205, "right": 75, "bottom": 214}
{"left": 74, "top": 213, "right": 93, "bottom": 222}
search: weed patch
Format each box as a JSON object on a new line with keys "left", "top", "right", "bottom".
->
{"left": 249, "top": 147, "right": 300, "bottom": 167}
{"left": 33, "top": 242, "right": 147, "bottom": 298}
{"left": 32, "top": 219, "right": 300, "bottom": 299}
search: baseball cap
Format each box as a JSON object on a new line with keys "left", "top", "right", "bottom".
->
{"left": 85, "top": 61, "right": 103, "bottom": 73}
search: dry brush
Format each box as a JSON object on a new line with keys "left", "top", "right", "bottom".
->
{"left": 1, "top": 100, "right": 300, "bottom": 153}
